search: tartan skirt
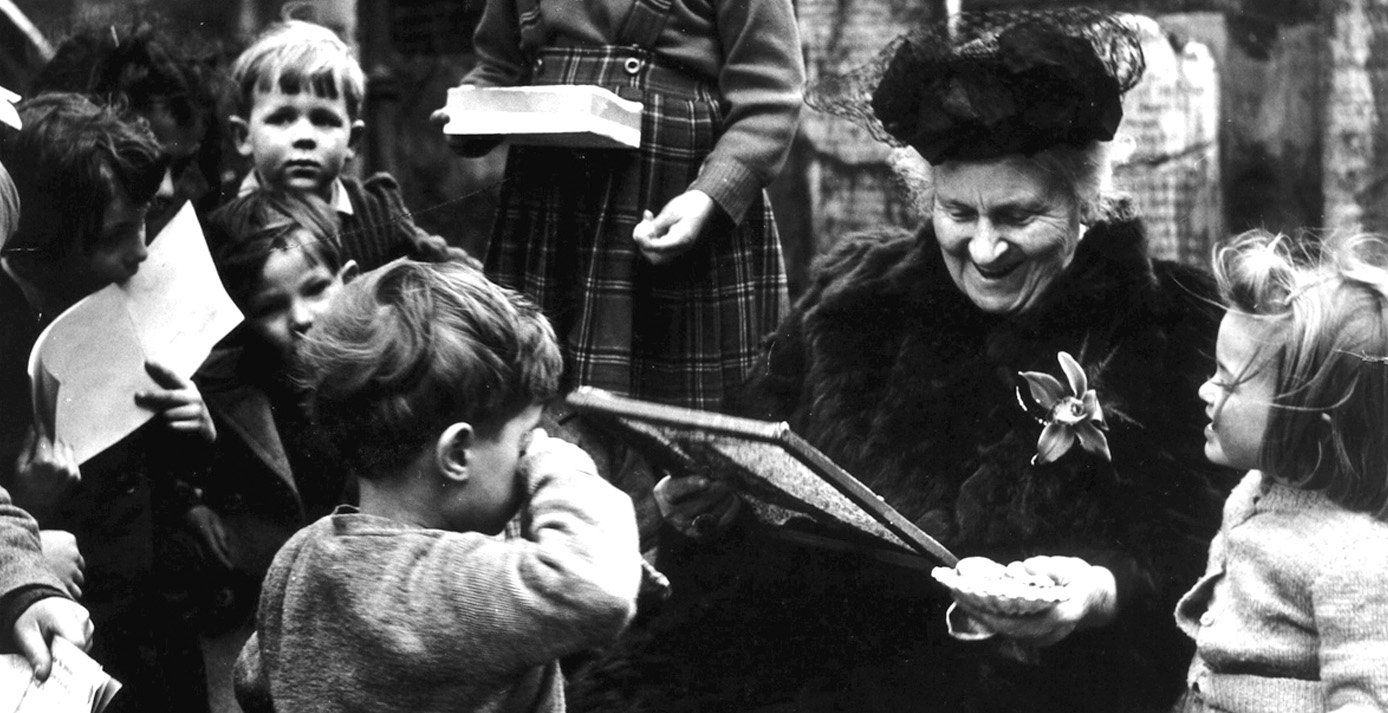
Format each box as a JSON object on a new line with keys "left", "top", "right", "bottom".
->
{"left": 486, "top": 45, "right": 788, "bottom": 411}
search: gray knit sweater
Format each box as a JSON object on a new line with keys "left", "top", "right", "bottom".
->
{"left": 1176, "top": 470, "right": 1388, "bottom": 711}
{"left": 234, "top": 450, "right": 641, "bottom": 713}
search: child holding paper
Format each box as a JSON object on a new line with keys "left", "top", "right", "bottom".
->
{"left": 235, "top": 259, "right": 642, "bottom": 713}
{"left": 0, "top": 92, "right": 213, "bottom": 712}
{"left": 439, "top": 0, "right": 805, "bottom": 410}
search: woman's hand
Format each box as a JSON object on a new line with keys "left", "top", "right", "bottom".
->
{"left": 633, "top": 190, "right": 718, "bottom": 265}
{"left": 39, "top": 530, "right": 85, "bottom": 599}
{"left": 135, "top": 359, "right": 216, "bottom": 443}
{"left": 11, "top": 597, "right": 93, "bottom": 682}
{"left": 653, "top": 474, "right": 740, "bottom": 538}
{"left": 13, "top": 424, "right": 80, "bottom": 519}
{"left": 954, "top": 556, "right": 1117, "bottom": 647}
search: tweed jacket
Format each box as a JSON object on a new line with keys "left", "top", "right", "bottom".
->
{"left": 626, "top": 201, "right": 1234, "bottom": 712}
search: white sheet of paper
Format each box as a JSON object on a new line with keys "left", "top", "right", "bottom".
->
{"left": 26, "top": 202, "right": 243, "bottom": 464}
{"left": 0, "top": 637, "right": 123, "bottom": 713}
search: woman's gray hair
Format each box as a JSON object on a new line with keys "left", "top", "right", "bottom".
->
{"left": 889, "top": 140, "right": 1114, "bottom": 224}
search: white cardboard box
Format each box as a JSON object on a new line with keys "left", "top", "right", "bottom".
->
{"left": 441, "top": 85, "right": 643, "bottom": 150}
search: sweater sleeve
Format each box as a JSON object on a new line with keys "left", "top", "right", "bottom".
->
{"left": 360, "top": 437, "right": 641, "bottom": 676}
{"left": 0, "top": 485, "right": 68, "bottom": 638}
{"left": 687, "top": 0, "right": 805, "bottom": 221}
{"left": 233, "top": 631, "right": 275, "bottom": 713}
{"left": 1315, "top": 533, "right": 1388, "bottom": 712}
{"left": 464, "top": 0, "right": 527, "bottom": 88}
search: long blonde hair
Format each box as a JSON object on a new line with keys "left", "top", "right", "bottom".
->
{"left": 1214, "top": 230, "right": 1388, "bottom": 518}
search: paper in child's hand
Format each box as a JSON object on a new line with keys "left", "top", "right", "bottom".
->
{"left": 0, "top": 637, "right": 122, "bottom": 713}
{"left": 26, "top": 203, "right": 242, "bottom": 464}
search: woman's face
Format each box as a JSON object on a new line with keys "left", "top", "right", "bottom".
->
{"left": 932, "top": 156, "right": 1083, "bottom": 315}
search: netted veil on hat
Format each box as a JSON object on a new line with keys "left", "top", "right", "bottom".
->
{"left": 808, "top": 7, "right": 1145, "bottom": 164}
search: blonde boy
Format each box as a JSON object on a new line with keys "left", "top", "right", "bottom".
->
{"left": 229, "top": 20, "right": 455, "bottom": 270}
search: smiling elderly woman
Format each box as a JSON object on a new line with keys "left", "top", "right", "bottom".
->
{"left": 622, "top": 9, "right": 1235, "bottom": 713}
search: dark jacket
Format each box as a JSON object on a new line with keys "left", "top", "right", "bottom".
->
{"left": 589, "top": 200, "right": 1233, "bottom": 713}
{"left": 195, "top": 341, "right": 353, "bottom": 583}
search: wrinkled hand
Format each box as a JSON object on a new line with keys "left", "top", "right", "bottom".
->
{"left": 632, "top": 190, "right": 717, "bottom": 265}
{"left": 184, "top": 505, "right": 234, "bottom": 570}
{"left": 653, "top": 474, "right": 740, "bottom": 539}
{"left": 13, "top": 424, "right": 80, "bottom": 519}
{"left": 430, "top": 100, "right": 504, "bottom": 157}
{"left": 39, "top": 530, "right": 84, "bottom": 599}
{"left": 135, "top": 360, "right": 216, "bottom": 443}
{"left": 12, "top": 597, "right": 93, "bottom": 682}
{"left": 954, "top": 556, "right": 1117, "bottom": 647}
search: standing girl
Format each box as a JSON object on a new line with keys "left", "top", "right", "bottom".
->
{"left": 447, "top": 0, "right": 804, "bottom": 410}
{"left": 1179, "top": 230, "right": 1388, "bottom": 711}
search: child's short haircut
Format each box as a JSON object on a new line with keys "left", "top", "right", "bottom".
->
{"left": 230, "top": 20, "right": 365, "bottom": 120}
{"left": 0, "top": 92, "right": 165, "bottom": 260}
{"left": 207, "top": 190, "right": 343, "bottom": 308}
{"left": 298, "top": 259, "right": 563, "bottom": 477}
{"left": 1214, "top": 229, "right": 1388, "bottom": 519}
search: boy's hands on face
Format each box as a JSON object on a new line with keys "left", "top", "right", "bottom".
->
{"left": 135, "top": 360, "right": 216, "bottom": 443}
{"left": 39, "top": 530, "right": 85, "bottom": 600}
{"left": 13, "top": 424, "right": 80, "bottom": 520}
{"left": 12, "top": 597, "right": 94, "bottom": 682}
{"left": 518, "top": 429, "right": 600, "bottom": 488}
{"left": 633, "top": 190, "right": 719, "bottom": 265}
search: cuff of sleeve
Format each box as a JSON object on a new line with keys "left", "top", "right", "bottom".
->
{"left": 945, "top": 602, "right": 996, "bottom": 641}
{"left": 689, "top": 158, "right": 762, "bottom": 223}
{"left": 0, "top": 585, "right": 67, "bottom": 637}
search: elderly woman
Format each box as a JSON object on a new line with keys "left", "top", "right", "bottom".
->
{"left": 608, "top": 9, "right": 1233, "bottom": 713}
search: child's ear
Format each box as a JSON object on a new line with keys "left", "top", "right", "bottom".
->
{"left": 229, "top": 115, "right": 252, "bottom": 157}
{"left": 336, "top": 259, "right": 359, "bottom": 285}
{"left": 348, "top": 119, "right": 366, "bottom": 157}
{"left": 435, "top": 422, "right": 474, "bottom": 486}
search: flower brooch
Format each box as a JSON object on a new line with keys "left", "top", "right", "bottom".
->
{"left": 1019, "top": 351, "right": 1110, "bottom": 465}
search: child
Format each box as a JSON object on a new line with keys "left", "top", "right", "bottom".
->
{"left": 228, "top": 19, "right": 459, "bottom": 271}
{"left": 1176, "top": 230, "right": 1388, "bottom": 710}
{"left": 440, "top": 0, "right": 805, "bottom": 410}
{"left": 0, "top": 92, "right": 211, "bottom": 712}
{"left": 234, "top": 259, "right": 642, "bottom": 713}
{"left": 196, "top": 190, "right": 358, "bottom": 601}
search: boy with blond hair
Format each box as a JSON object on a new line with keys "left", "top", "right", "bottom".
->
{"left": 228, "top": 20, "right": 458, "bottom": 270}
{"left": 234, "top": 259, "right": 642, "bottom": 713}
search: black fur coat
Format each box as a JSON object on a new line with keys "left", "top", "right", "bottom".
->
{"left": 579, "top": 203, "right": 1233, "bottom": 713}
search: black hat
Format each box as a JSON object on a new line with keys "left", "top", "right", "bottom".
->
{"left": 809, "top": 8, "right": 1145, "bottom": 164}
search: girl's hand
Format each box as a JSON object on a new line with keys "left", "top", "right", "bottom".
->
{"left": 633, "top": 190, "right": 717, "bottom": 265}
{"left": 39, "top": 530, "right": 85, "bottom": 599}
{"left": 653, "top": 474, "right": 740, "bottom": 538}
{"left": 955, "top": 556, "right": 1117, "bottom": 647}
{"left": 135, "top": 360, "right": 216, "bottom": 443}
{"left": 13, "top": 424, "right": 80, "bottom": 519}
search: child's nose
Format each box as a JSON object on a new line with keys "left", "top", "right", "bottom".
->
{"left": 289, "top": 301, "right": 314, "bottom": 332}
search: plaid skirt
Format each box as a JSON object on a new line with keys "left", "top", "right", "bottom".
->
{"left": 487, "top": 45, "right": 788, "bottom": 411}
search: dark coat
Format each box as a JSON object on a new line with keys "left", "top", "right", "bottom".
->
{"left": 582, "top": 201, "right": 1233, "bottom": 713}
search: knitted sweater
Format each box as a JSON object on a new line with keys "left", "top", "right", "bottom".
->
{"left": 0, "top": 484, "right": 68, "bottom": 639}
{"left": 1175, "top": 471, "right": 1388, "bottom": 712}
{"left": 234, "top": 452, "right": 642, "bottom": 713}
